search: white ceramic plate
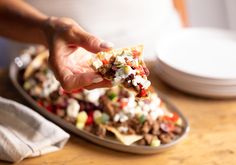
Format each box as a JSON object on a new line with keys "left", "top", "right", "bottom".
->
{"left": 155, "top": 65, "right": 236, "bottom": 98}
{"left": 156, "top": 28, "right": 236, "bottom": 80}
{"left": 9, "top": 57, "right": 189, "bottom": 154}
{"left": 157, "top": 57, "right": 236, "bottom": 85}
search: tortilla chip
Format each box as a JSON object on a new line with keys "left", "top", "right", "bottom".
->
{"left": 92, "top": 45, "right": 150, "bottom": 98}
{"left": 24, "top": 50, "right": 49, "bottom": 80}
{"left": 102, "top": 125, "right": 143, "bottom": 145}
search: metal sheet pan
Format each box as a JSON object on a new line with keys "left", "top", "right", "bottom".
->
{"left": 9, "top": 56, "right": 190, "bottom": 154}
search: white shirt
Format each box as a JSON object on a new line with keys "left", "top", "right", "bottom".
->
{"left": 27, "top": 0, "right": 181, "bottom": 59}
{"left": 0, "top": 0, "right": 181, "bottom": 67}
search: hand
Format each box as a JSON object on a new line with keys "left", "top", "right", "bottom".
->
{"left": 43, "top": 17, "right": 113, "bottom": 92}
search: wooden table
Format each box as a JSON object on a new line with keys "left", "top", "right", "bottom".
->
{"left": 1, "top": 65, "right": 236, "bottom": 165}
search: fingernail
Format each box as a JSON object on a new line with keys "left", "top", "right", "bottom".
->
{"left": 92, "top": 77, "right": 103, "bottom": 83}
{"left": 100, "top": 41, "right": 114, "bottom": 49}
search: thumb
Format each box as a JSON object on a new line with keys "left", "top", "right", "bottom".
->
{"left": 77, "top": 31, "right": 114, "bottom": 53}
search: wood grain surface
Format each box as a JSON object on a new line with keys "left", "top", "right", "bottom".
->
{"left": 1, "top": 64, "right": 236, "bottom": 165}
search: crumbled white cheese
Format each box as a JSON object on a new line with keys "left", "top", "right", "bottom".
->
{"left": 67, "top": 98, "right": 80, "bottom": 118}
{"left": 118, "top": 126, "right": 128, "bottom": 133}
{"left": 113, "top": 66, "right": 136, "bottom": 85}
{"left": 150, "top": 107, "right": 164, "bottom": 120}
{"left": 113, "top": 113, "right": 120, "bottom": 122}
{"left": 113, "top": 68, "right": 127, "bottom": 85}
{"left": 114, "top": 112, "right": 129, "bottom": 123}
{"left": 150, "top": 93, "right": 161, "bottom": 106}
{"left": 114, "top": 53, "right": 133, "bottom": 65}
{"left": 124, "top": 66, "right": 136, "bottom": 76}
{"left": 120, "top": 114, "right": 129, "bottom": 122}
{"left": 84, "top": 88, "right": 106, "bottom": 106}
{"left": 114, "top": 55, "right": 126, "bottom": 65}
{"left": 143, "top": 104, "right": 151, "bottom": 113}
{"left": 93, "top": 59, "right": 103, "bottom": 69}
{"left": 42, "top": 72, "right": 60, "bottom": 97}
{"left": 132, "top": 75, "right": 151, "bottom": 89}
{"left": 131, "top": 59, "right": 139, "bottom": 66}
{"left": 134, "top": 106, "right": 142, "bottom": 116}
{"left": 142, "top": 80, "right": 151, "bottom": 89}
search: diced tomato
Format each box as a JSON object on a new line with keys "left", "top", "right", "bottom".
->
{"left": 134, "top": 66, "right": 145, "bottom": 76}
{"left": 167, "top": 123, "right": 175, "bottom": 132}
{"left": 132, "top": 50, "right": 140, "bottom": 58}
{"left": 126, "top": 61, "right": 132, "bottom": 66}
{"left": 171, "top": 113, "right": 179, "bottom": 122}
{"left": 138, "top": 84, "right": 147, "bottom": 97}
{"left": 86, "top": 114, "right": 94, "bottom": 125}
{"left": 139, "top": 89, "right": 147, "bottom": 97}
{"left": 139, "top": 71, "right": 145, "bottom": 76}
{"left": 120, "top": 100, "right": 128, "bottom": 109}
{"left": 163, "top": 112, "right": 179, "bottom": 122}
{"left": 45, "top": 105, "right": 53, "bottom": 112}
{"left": 138, "top": 84, "right": 143, "bottom": 90}
{"left": 37, "top": 100, "right": 44, "bottom": 107}
{"left": 102, "top": 59, "right": 109, "bottom": 65}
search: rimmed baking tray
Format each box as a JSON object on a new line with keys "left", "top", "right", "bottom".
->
{"left": 9, "top": 55, "right": 189, "bottom": 154}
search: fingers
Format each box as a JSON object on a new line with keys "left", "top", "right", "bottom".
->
{"left": 56, "top": 66, "right": 104, "bottom": 91}
{"left": 45, "top": 17, "right": 114, "bottom": 54}
{"left": 51, "top": 61, "right": 106, "bottom": 92}
{"left": 84, "top": 79, "right": 112, "bottom": 90}
{"left": 62, "top": 72, "right": 104, "bottom": 91}
{"left": 48, "top": 47, "right": 104, "bottom": 91}
{"left": 74, "top": 30, "right": 114, "bottom": 53}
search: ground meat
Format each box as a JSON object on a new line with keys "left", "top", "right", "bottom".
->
{"left": 159, "top": 133, "right": 173, "bottom": 144}
{"left": 146, "top": 115, "right": 154, "bottom": 126}
{"left": 35, "top": 72, "right": 47, "bottom": 82}
{"left": 119, "top": 89, "right": 130, "bottom": 98}
{"left": 97, "top": 56, "right": 116, "bottom": 79}
{"left": 78, "top": 101, "right": 86, "bottom": 111}
{"left": 104, "top": 68, "right": 116, "bottom": 79}
{"left": 111, "top": 65, "right": 118, "bottom": 71}
{"left": 152, "top": 121, "right": 160, "bottom": 135}
{"left": 126, "top": 118, "right": 142, "bottom": 134}
{"left": 129, "top": 117, "right": 140, "bottom": 126}
{"left": 141, "top": 121, "right": 152, "bottom": 134}
{"left": 63, "top": 116, "right": 76, "bottom": 124}
{"left": 49, "top": 90, "right": 59, "bottom": 101}
{"left": 123, "top": 74, "right": 134, "bottom": 88}
{"left": 127, "top": 127, "right": 136, "bottom": 135}
{"left": 98, "top": 65, "right": 109, "bottom": 75}
{"left": 173, "top": 125, "right": 183, "bottom": 135}
{"left": 99, "top": 95, "right": 118, "bottom": 117}
{"left": 112, "top": 121, "right": 128, "bottom": 128}
{"left": 84, "top": 125, "right": 93, "bottom": 133}
{"left": 79, "top": 101, "right": 97, "bottom": 112}
{"left": 94, "top": 125, "right": 106, "bottom": 138}
{"left": 144, "top": 134, "right": 153, "bottom": 145}
{"left": 137, "top": 139, "right": 146, "bottom": 145}
{"left": 56, "top": 108, "right": 65, "bottom": 118}
{"left": 134, "top": 124, "right": 143, "bottom": 134}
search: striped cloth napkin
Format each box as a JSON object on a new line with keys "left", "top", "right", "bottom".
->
{"left": 0, "top": 97, "right": 70, "bottom": 163}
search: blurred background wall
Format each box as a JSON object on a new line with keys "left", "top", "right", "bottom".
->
{"left": 186, "top": 0, "right": 236, "bottom": 30}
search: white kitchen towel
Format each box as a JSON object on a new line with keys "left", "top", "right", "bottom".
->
{"left": 0, "top": 97, "right": 70, "bottom": 163}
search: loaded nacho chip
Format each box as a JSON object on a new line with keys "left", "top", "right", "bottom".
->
{"left": 21, "top": 46, "right": 184, "bottom": 147}
{"left": 91, "top": 45, "right": 151, "bottom": 98}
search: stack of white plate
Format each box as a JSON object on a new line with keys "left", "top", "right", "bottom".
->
{"left": 154, "top": 28, "right": 236, "bottom": 98}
